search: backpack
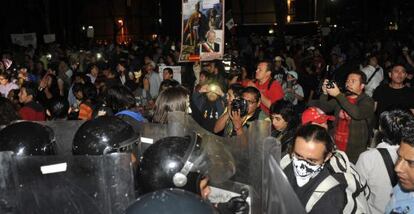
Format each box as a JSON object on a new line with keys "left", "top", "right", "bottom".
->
{"left": 280, "top": 150, "right": 370, "bottom": 214}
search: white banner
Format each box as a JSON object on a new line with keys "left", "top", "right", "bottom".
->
{"left": 10, "top": 33, "right": 37, "bottom": 48}
{"left": 43, "top": 34, "right": 56, "bottom": 43}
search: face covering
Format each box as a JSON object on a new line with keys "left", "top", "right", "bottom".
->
{"left": 292, "top": 156, "right": 324, "bottom": 187}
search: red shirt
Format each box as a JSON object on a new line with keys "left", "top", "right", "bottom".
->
{"left": 255, "top": 79, "right": 284, "bottom": 114}
{"left": 19, "top": 101, "right": 45, "bottom": 121}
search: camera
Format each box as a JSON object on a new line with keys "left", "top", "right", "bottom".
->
{"left": 231, "top": 98, "right": 248, "bottom": 117}
{"left": 326, "top": 80, "right": 336, "bottom": 89}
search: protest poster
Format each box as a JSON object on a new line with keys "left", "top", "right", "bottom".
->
{"left": 10, "top": 33, "right": 37, "bottom": 48}
{"left": 180, "top": 0, "right": 224, "bottom": 62}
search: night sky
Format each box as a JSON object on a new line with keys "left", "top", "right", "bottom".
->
{"left": 1, "top": 0, "right": 414, "bottom": 47}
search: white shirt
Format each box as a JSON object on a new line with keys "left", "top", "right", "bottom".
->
{"left": 361, "top": 65, "right": 383, "bottom": 97}
{"left": 282, "top": 82, "right": 304, "bottom": 105}
{"left": 355, "top": 142, "right": 399, "bottom": 214}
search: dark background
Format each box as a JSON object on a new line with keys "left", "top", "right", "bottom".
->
{"left": 1, "top": 0, "right": 414, "bottom": 47}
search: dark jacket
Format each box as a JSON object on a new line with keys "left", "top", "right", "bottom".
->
{"left": 284, "top": 162, "right": 346, "bottom": 214}
{"left": 311, "top": 93, "right": 375, "bottom": 163}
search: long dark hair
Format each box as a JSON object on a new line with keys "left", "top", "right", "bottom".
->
{"left": 105, "top": 85, "right": 136, "bottom": 113}
{"left": 0, "top": 97, "right": 20, "bottom": 126}
{"left": 152, "top": 86, "right": 189, "bottom": 124}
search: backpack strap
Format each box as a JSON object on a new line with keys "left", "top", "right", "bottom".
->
{"left": 377, "top": 148, "right": 398, "bottom": 187}
{"left": 305, "top": 175, "right": 340, "bottom": 213}
{"left": 280, "top": 154, "right": 292, "bottom": 169}
{"left": 366, "top": 67, "right": 380, "bottom": 84}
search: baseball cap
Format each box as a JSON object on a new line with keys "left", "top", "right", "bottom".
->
{"left": 301, "top": 107, "right": 335, "bottom": 125}
{"left": 307, "top": 46, "right": 316, "bottom": 51}
{"left": 274, "top": 56, "right": 284, "bottom": 62}
{"left": 287, "top": 70, "right": 298, "bottom": 79}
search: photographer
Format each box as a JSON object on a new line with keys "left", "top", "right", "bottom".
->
{"left": 214, "top": 86, "right": 267, "bottom": 137}
{"left": 310, "top": 70, "right": 375, "bottom": 163}
{"left": 282, "top": 70, "right": 304, "bottom": 107}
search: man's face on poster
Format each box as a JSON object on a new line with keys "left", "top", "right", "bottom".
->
{"left": 207, "top": 31, "right": 216, "bottom": 43}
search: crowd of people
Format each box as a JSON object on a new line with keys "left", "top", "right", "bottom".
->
{"left": 2, "top": 30, "right": 414, "bottom": 213}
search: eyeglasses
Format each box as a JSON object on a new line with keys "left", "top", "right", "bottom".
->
{"left": 244, "top": 99, "right": 257, "bottom": 105}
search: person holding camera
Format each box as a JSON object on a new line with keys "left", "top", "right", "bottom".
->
{"left": 310, "top": 70, "right": 375, "bottom": 163}
{"left": 214, "top": 86, "right": 267, "bottom": 137}
{"left": 282, "top": 70, "right": 304, "bottom": 106}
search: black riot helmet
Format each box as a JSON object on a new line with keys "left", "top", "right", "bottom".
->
{"left": 0, "top": 121, "right": 56, "bottom": 155}
{"left": 72, "top": 116, "right": 140, "bottom": 155}
{"left": 126, "top": 188, "right": 217, "bottom": 214}
{"left": 137, "top": 133, "right": 235, "bottom": 195}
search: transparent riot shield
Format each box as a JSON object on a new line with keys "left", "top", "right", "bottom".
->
{"left": 165, "top": 112, "right": 305, "bottom": 214}
{"left": 0, "top": 152, "right": 135, "bottom": 214}
{"left": 41, "top": 120, "right": 85, "bottom": 155}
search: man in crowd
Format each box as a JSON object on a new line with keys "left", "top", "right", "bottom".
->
{"left": 18, "top": 81, "right": 45, "bottom": 121}
{"left": 311, "top": 70, "right": 375, "bottom": 163}
{"left": 357, "top": 110, "right": 413, "bottom": 214}
{"left": 248, "top": 60, "right": 284, "bottom": 115}
{"left": 144, "top": 61, "right": 161, "bottom": 99}
{"left": 281, "top": 124, "right": 346, "bottom": 213}
{"left": 272, "top": 56, "right": 287, "bottom": 83}
{"left": 215, "top": 86, "right": 266, "bottom": 136}
{"left": 361, "top": 55, "right": 383, "bottom": 97}
{"left": 373, "top": 65, "right": 414, "bottom": 117}
{"left": 386, "top": 123, "right": 414, "bottom": 213}
{"left": 162, "top": 67, "right": 174, "bottom": 81}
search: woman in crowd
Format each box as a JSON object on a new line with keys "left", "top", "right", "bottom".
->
{"left": 0, "top": 72, "right": 18, "bottom": 98}
{"left": 105, "top": 85, "right": 146, "bottom": 125}
{"left": 152, "top": 86, "right": 190, "bottom": 124}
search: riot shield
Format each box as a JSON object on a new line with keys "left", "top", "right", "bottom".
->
{"left": 0, "top": 152, "right": 135, "bottom": 214}
{"left": 164, "top": 112, "right": 305, "bottom": 214}
{"left": 41, "top": 120, "right": 85, "bottom": 155}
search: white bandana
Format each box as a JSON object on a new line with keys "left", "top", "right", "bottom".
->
{"left": 292, "top": 156, "right": 324, "bottom": 187}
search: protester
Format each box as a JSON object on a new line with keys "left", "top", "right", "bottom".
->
{"left": 269, "top": 100, "right": 299, "bottom": 153}
{"left": 248, "top": 60, "right": 284, "bottom": 115}
{"left": 385, "top": 122, "right": 414, "bottom": 213}
{"left": 18, "top": 81, "right": 45, "bottom": 121}
{"left": 281, "top": 124, "right": 346, "bottom": 213}
{"left": 152, "top": 86, "right": 190, "bottom": 124}
{"left": 356, "top": 110, "right": 413, "bottom": 214}
{"left": 0, "top": 71, "right": 18, "bottom": 98}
